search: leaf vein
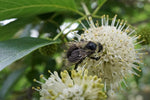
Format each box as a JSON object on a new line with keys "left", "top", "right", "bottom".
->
{"left": 0, "top": 4, "right": 77, "bottom": 13}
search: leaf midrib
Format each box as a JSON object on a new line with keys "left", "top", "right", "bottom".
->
{"left": 0, "top": 4, "right": 77, "bottom": 13}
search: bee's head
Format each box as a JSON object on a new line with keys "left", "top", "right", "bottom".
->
{"left": 85, "top": 41, "right": 97, "bottom": 50}
{"left": 85, "top": 41, "right": 103, "bottom": 52}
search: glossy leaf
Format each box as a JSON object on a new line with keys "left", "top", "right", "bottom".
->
{"left": 0, "top": 67, "right": 26, "bottom": 99}
{"left": 0, "top": 37, "right": 60, "bottom": 70}
{"left": 0, "top": 0, "right": 79, "bottom": 20}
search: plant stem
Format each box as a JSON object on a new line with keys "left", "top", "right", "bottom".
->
{"left": 81, "top": 2, "right": 95, "bottom": 28}
{"left": 74, "top": 10, "right": 85, "bottom": 17}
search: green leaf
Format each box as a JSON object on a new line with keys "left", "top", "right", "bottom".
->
{"left": 44, "top": 58, "right": 57, "bottom": 77}
{"left": 0, "top": 67, "right": 26, "bottom": 99}
{"left": 26, "top": 68, "right": 40, "bottom": 86}
{"left": 92, "top": 0, "right": 107, "bottom": 15}
{"left": 0, "top": 0, "right": 81, "bottom": 20}
{"left": 98, "top": 0, "right": 107, "bottom": 5}
{"left": 0, "top": 18, "right": 34, "bottom": 41}
{"left": 0, "top": 37, "right": 60, "bottom": 71}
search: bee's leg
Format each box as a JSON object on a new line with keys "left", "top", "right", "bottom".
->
{"left": 75, "top": 60, "right": 83, "bottom": 69}
{"left": 74, "top": 58, "right": 86, "bottom": 69}
{"left": 90, "top": 56, "right": 101, "bottom": 61}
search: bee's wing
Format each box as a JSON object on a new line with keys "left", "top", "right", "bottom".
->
{"left": 68, "top": 49, "right": 87, "bottom": 63}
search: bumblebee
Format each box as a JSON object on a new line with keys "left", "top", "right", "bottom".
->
{"left": 66, "top": 40, "right": 103, "bottom": 69}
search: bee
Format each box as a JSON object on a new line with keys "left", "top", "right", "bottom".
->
{"left": 66, "top": 40, "right": 103, "bottom": 69}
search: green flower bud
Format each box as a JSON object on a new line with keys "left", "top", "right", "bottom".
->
{"left": 39, "top": 44, "right": 58, "bottom": 56}
{"left": 137, "top": 26, "right": 150, "bottom": 45}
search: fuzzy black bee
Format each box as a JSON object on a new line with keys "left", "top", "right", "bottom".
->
{"left": 66, "top": 40, "right": 103, "bottom": 69}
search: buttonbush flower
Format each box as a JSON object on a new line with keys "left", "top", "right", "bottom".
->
{"left": 33, "top": 69, "right": 106, "bottom": 100}
{"left": 75, "top": 15, "right": 146, "bottom": 91}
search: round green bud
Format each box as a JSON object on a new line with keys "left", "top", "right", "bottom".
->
{"left": 39, "top": 44, "right": 58, "bottom": 56}
{"left": 137, "top": 26, "right": 150, "bottom": 45}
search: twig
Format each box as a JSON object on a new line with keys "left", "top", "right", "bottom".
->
{"left": 81, "top": 2, "right": 95, "bottom": 28}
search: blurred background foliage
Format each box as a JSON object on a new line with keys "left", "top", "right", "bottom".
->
{"left": 0, "top": 0, "right": 150, "bottom": 100}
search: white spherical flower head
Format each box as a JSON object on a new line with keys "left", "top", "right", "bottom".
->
{"left": 75, "top": 15, "right": 145, "bottom": 91}
{"left": 33, "top": 69, "right": 106, "bottom": 100}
